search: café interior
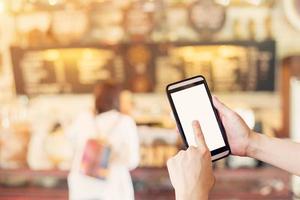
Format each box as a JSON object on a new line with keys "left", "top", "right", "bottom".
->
{"left": 0, "top": 0, "right": 300, "bottom": 199}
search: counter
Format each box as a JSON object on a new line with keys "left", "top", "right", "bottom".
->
{"left": 0, "top": 167, "right": 292, "bottom": 200}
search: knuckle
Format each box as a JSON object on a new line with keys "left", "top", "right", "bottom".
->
{"left": 230, "top": 111, "right": 239, "bottom": 119}
{"left": 174, "top": 150, "right": 185, "bottom": 159}
{"left": 226, "top": 110, "right": 236, "bottom": 117}
{"left": 188, "top": 146, "right": 197, "bottom": 152}
{"left": 200, "top": 148, "right": 209, "bottom": 156}
{"left": 167, "top": 158, "right": 171, "bottom": 165}
{"left": 178, "top": 150, "right": 185, "bottom": 156}
{"left": 212, "top": 176, "right": 216, "bottom": 186}
{"left": 166, "top": 158, "right": 173, "bottom": 167}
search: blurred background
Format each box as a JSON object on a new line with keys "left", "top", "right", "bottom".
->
{"left": 0, "top": 0, "right": 300, "bottom": 199}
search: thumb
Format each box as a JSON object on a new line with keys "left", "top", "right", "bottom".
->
{"left": 212, "top": 96, "right": 232, "bottom": 116}
{"left": 192, "top": 120, "right": 208, "bottom": 151}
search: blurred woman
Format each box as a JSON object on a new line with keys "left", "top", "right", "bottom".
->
{"left": 68, "top": 81, "right": 139, "bottom": 200}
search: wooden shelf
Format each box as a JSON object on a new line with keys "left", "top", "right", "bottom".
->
{"left": 0, "top": 168, "right": 68, "bottom": 179}
{"left": 0, "top": 186, "right": 68, "bottom": 200}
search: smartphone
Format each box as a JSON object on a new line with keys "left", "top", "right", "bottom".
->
{"left": 166, "top": 75, "right": 231, "bottom": 161}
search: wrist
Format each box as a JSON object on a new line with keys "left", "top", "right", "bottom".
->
{"left": 246, "top": 131, "right": 261, "bottom": 158}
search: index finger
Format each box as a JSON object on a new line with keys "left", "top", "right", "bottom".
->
{"left": 192, "top": 120, "right": 208, "bottom": 151}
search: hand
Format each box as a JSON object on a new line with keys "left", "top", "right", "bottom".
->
{"left": 167, "top": 121, "right": 215, "bottom": 200}
{"left": 212, "top": 96, "right": 254, "bottom": 157}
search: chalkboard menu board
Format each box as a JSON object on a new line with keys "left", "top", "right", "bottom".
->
{"left": 11, "top": 46, "right": 124, "bottom": 95}
{"left": 166, "top": 40, "right": 276, "bottom": 92}
{"left": 11, "top": 40, "right": 276, "bottom": 95}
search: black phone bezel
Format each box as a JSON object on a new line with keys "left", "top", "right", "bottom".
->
{"left": 166, "top": 75, "right": 231, "bottom": 161}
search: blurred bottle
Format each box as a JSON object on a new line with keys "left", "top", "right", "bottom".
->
{"left": 0, "top": 96, "right": 30, "bottom": 169}
{"left": 44, "top": 123, "right": 73, "bottom": 170}
{"left": 290, "top": 78, "right": 300, "bottom": 197}
{"left": 233, "top": 18, "right": 242, "bottom": 40}
{"left": 248, "top": 19, "right": 256, "bottom": 40}
{"left": 265, "top": 14, "right": 273, "bottom": 39}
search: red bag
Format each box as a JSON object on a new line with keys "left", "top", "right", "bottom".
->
{"left": 80, "top": 139, "right": 111, "bottom": 180}
{"left": 79, "top": 115, "right": 120, "bottom": 180}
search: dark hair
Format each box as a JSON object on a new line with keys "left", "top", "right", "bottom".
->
{"left": 94, "top": 81, "right": 122, "bottom": 114}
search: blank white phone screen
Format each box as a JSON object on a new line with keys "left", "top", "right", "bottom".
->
{"left": 171, "top": 83, "right": 225, "bottom": 151}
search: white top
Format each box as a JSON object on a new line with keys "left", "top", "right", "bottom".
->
{"left": 67, "top": 110, "right": 140, "bottom": 200}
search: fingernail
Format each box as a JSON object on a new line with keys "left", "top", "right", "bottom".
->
{"left": 192, "top": 120, "right": 199, "bottom": 126}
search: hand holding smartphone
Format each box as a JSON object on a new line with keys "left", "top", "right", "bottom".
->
{"left": 166, "top": 75, "right": 231, "bottom": 161}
